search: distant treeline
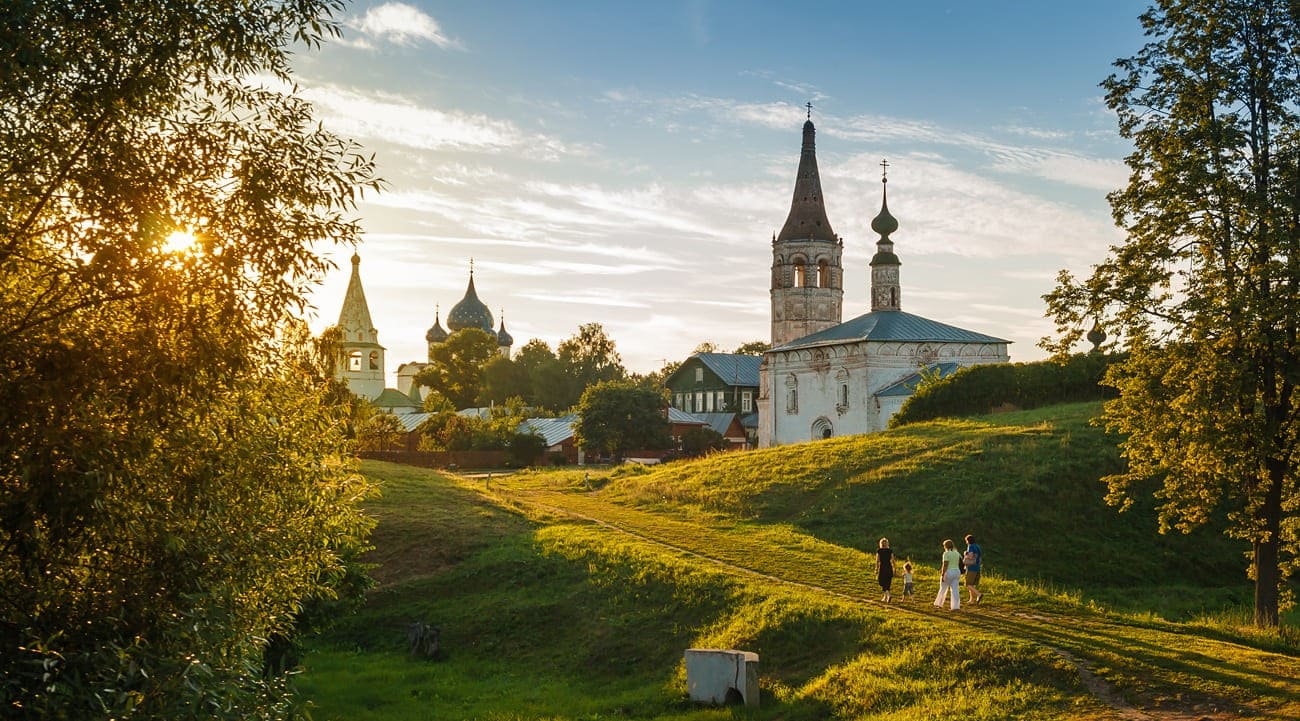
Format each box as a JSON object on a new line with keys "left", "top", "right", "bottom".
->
{"left": 890, "top": 353, "right": 1123, "bottom": 427}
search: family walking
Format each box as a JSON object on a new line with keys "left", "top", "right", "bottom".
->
{"left": 874, "top": 534, "right": 982, "bottom": 609}
{"left": 934, "top": 534, "right": 982, "bottom": 610}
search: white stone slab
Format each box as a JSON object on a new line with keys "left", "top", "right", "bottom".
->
{"left": 684, "top": 648, "right": 759, "bottom": 708}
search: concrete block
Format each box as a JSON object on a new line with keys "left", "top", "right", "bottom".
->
{"left": 684, "top": 648, "right": 759, "bottom": 708}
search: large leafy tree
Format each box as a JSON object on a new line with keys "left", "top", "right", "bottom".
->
{"left": 415, "top": 328, "right": 500, "bottom": 409}
{"left": 558, "top": 322, "right": 627, "bottom": 392}
{"left": 574, "top": 381, "right": 671, "bottom": 463}
{"left": 1044, "top": 0, "right": 1300, "bottom": 626}
{"left": 478, "top": 355, "right": 532, "bottom": 406}
{"left": 1, "top": 0, "right": 379, "bottom": 717}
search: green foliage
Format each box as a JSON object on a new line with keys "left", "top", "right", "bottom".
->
{"left": 733, "top": 340, "right": 771, "bottom": 355}
{"left": 891, "top": 353, "right": 1121, "bottom": 427}
{"left": 356, "top": 409, "right": 406, "bottom": 451}
{"left": 506, "top": 430, "right": 549, "bottom": 467}
{"left": 415, "top": 398, "right": 538, "bottom": 457}
{"left": 414, "top": 328, "right": 499, "bottom": 410}
{"left": 679, "top": 425, "right": 727, "bottom": 457}
{"left": 0, "top": 1, "right": 379, "bottom": 717}
{"left": 574, "top": 380, "right": 671, "bottom": 461}
{"left": 478, "top": 354, "right": 531, "bottom": 405}
{"left": 1043, "top": 0, "right": 1300, "bottom": 626}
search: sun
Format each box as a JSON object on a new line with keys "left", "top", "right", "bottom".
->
{"left": 163, "top": 229, "right": 197, "bottom": 253}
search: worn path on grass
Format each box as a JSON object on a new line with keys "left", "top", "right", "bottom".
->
{"left": 485, "top": 480, "right": 1299, "bottom": 721}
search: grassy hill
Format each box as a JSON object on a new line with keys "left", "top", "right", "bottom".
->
{"left": 295, "top": 402, "right": 1299, "bottom": 720}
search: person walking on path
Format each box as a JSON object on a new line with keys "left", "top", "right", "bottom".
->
{"left": 901, "top": 561, "right": 914, "bottom": 601}
{"left": 934, "top": 539, "right": 962, "bottom": 611}
{"left": 876, "top": 538, "right": 896, "bottom": 602}
{"left": 963, "top": 534, "right": 983, "bottom": 604}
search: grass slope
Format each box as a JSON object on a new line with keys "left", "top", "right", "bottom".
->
{"left": 297, "top": 402, "right": 1299, "bottom": 720}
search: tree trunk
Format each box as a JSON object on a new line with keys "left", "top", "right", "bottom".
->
{"left": 1253, "top": 459, "right": 1285, "bottom": 627}
{"left": 1253, "top": 537, "right": 1279, "bottom": 627}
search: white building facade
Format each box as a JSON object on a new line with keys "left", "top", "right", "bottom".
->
{"left": 757, "top": 137, "right": 1010, "bottom": 447}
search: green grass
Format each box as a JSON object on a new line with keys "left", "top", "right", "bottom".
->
{"left": 296, "top": 402, "right": 1300, "bottom": 720}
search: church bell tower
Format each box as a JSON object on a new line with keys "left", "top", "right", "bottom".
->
{"left": 770, "top": 108, "right": 844, "bottom": 346}
{"left": 336, "top": 253, "right": 386, "bottom": 399}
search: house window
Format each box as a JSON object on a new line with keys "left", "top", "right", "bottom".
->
{"left": 695, "top": 367, "right": 703, "bottom": 382}
{"left": 675, "top": 393, "right": 683, "bottom": 410}
{"left": 706, "top": 393, "right": 714, "bottom": 412}
{"left": 742, "top": 391, "right": 753, "bottom": 413}
{"left": 716, "top": 391, "right": 726, "bottom": 410}
{"left": 694, "top": 392, "right": 703, "bottom": 412}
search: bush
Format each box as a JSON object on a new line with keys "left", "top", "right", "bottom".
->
{"left": 890, "top": 353, "right": 1123, "bottom": 427}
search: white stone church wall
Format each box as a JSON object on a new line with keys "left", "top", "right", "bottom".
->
{"left": 761, "top": 340, "right": 1008, "bottom": 446}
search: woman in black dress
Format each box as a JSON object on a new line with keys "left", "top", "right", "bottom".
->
{"left": 876, "top": 537, "right": 895, "bottom": 602}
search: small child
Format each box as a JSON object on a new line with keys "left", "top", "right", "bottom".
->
{"left": 902, "top": 561, "right": 914, "bottom": 601}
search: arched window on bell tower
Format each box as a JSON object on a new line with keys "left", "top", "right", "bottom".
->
{"left": 818, "top": 259, "right": 830, "bottom": 288}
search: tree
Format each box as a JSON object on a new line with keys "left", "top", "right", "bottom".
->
{"left": 356, "top": 409, "right": 406, "bottom": 451}
{"left": 478, "top": 355, "right": 531, "bottom": 406}
{"left": 558, "top": 322, "right": 626, "bottom": 392}
{"left": 680, "top": 425, "right": 727, "bottom": 457}
{"left": 1043, "top": 0, "right": 1300, "bottom": 627}
{"left": 1, "top": 1, "right": 379, "bottom": 717}
{"left": 574, "top": 381, "right": 671, "bottom": 463}
{"left": 692, "top": 341, "right": 720, "bottom": 354}
{"left": 415, "top": 328, "right": 499, "bottom": 409}
{"left": 733, "top": 340, "right": 771, "bottom": 355}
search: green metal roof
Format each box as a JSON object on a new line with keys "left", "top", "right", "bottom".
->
{"left": 695, "top": 353, "right": 762, "bottom": 387}
{"left": 772, "top": 311, "right": 1010, "bottom": 351}
{"left": 373, "top": 388, "right": 421, "bottom": 409}
{"left": 664, "top": 353, "right": 763, "bottom": 389}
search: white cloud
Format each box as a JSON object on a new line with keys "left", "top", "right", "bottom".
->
{"left": 350, "top": 3, "right": 463, "bottom": 49}
{"left": 297, "top": 84, "right": 575, "bottom": 159}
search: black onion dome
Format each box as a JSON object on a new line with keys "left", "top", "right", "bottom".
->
{"left": 497, "top": 316, "right": 513, "bottom": 347}
{"left": 425, "top": 308, "right": 448, "bottom": 343}
{"left": 870, "top": 181, "right": 899, "bottom": 237}
{"left": 447, "top": 273, "right": 494, "bottom": 333}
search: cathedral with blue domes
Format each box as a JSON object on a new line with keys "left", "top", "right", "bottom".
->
{"left": 334, "top": 257, "right": 511, "bottom": 405}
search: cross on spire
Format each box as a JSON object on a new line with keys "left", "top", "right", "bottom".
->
{"left": 805, "top": 101, "right": 813, "bottom": 119}
{"left": 469, "top": 257, "right": 475, "bottom": 275}
{"left": 880, "top": 158, "right": 890, "bottom": 183}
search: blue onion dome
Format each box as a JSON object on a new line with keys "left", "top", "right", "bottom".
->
{"left": 870, "top": 180, "right": 899, "bottom": 238}
{"left": 447, "top": 272, "right": 494, "bottom": 333}
{"left": 496, "top": 314, "right": 513, "bottom": 347}
{"left": 425, "top": 306, "right": 448, "bottom": 343}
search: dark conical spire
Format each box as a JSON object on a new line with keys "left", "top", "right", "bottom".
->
{"left": 776, "top": 117, "right": 837, "bottom": 242}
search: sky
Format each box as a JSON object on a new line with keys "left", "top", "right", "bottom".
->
{"left": 297, "top": 1, "right": 1151, "bottom": 383}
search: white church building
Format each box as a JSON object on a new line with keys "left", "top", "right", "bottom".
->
{"left": 757, "top": 117, "right": 1010, "bottom": 447}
